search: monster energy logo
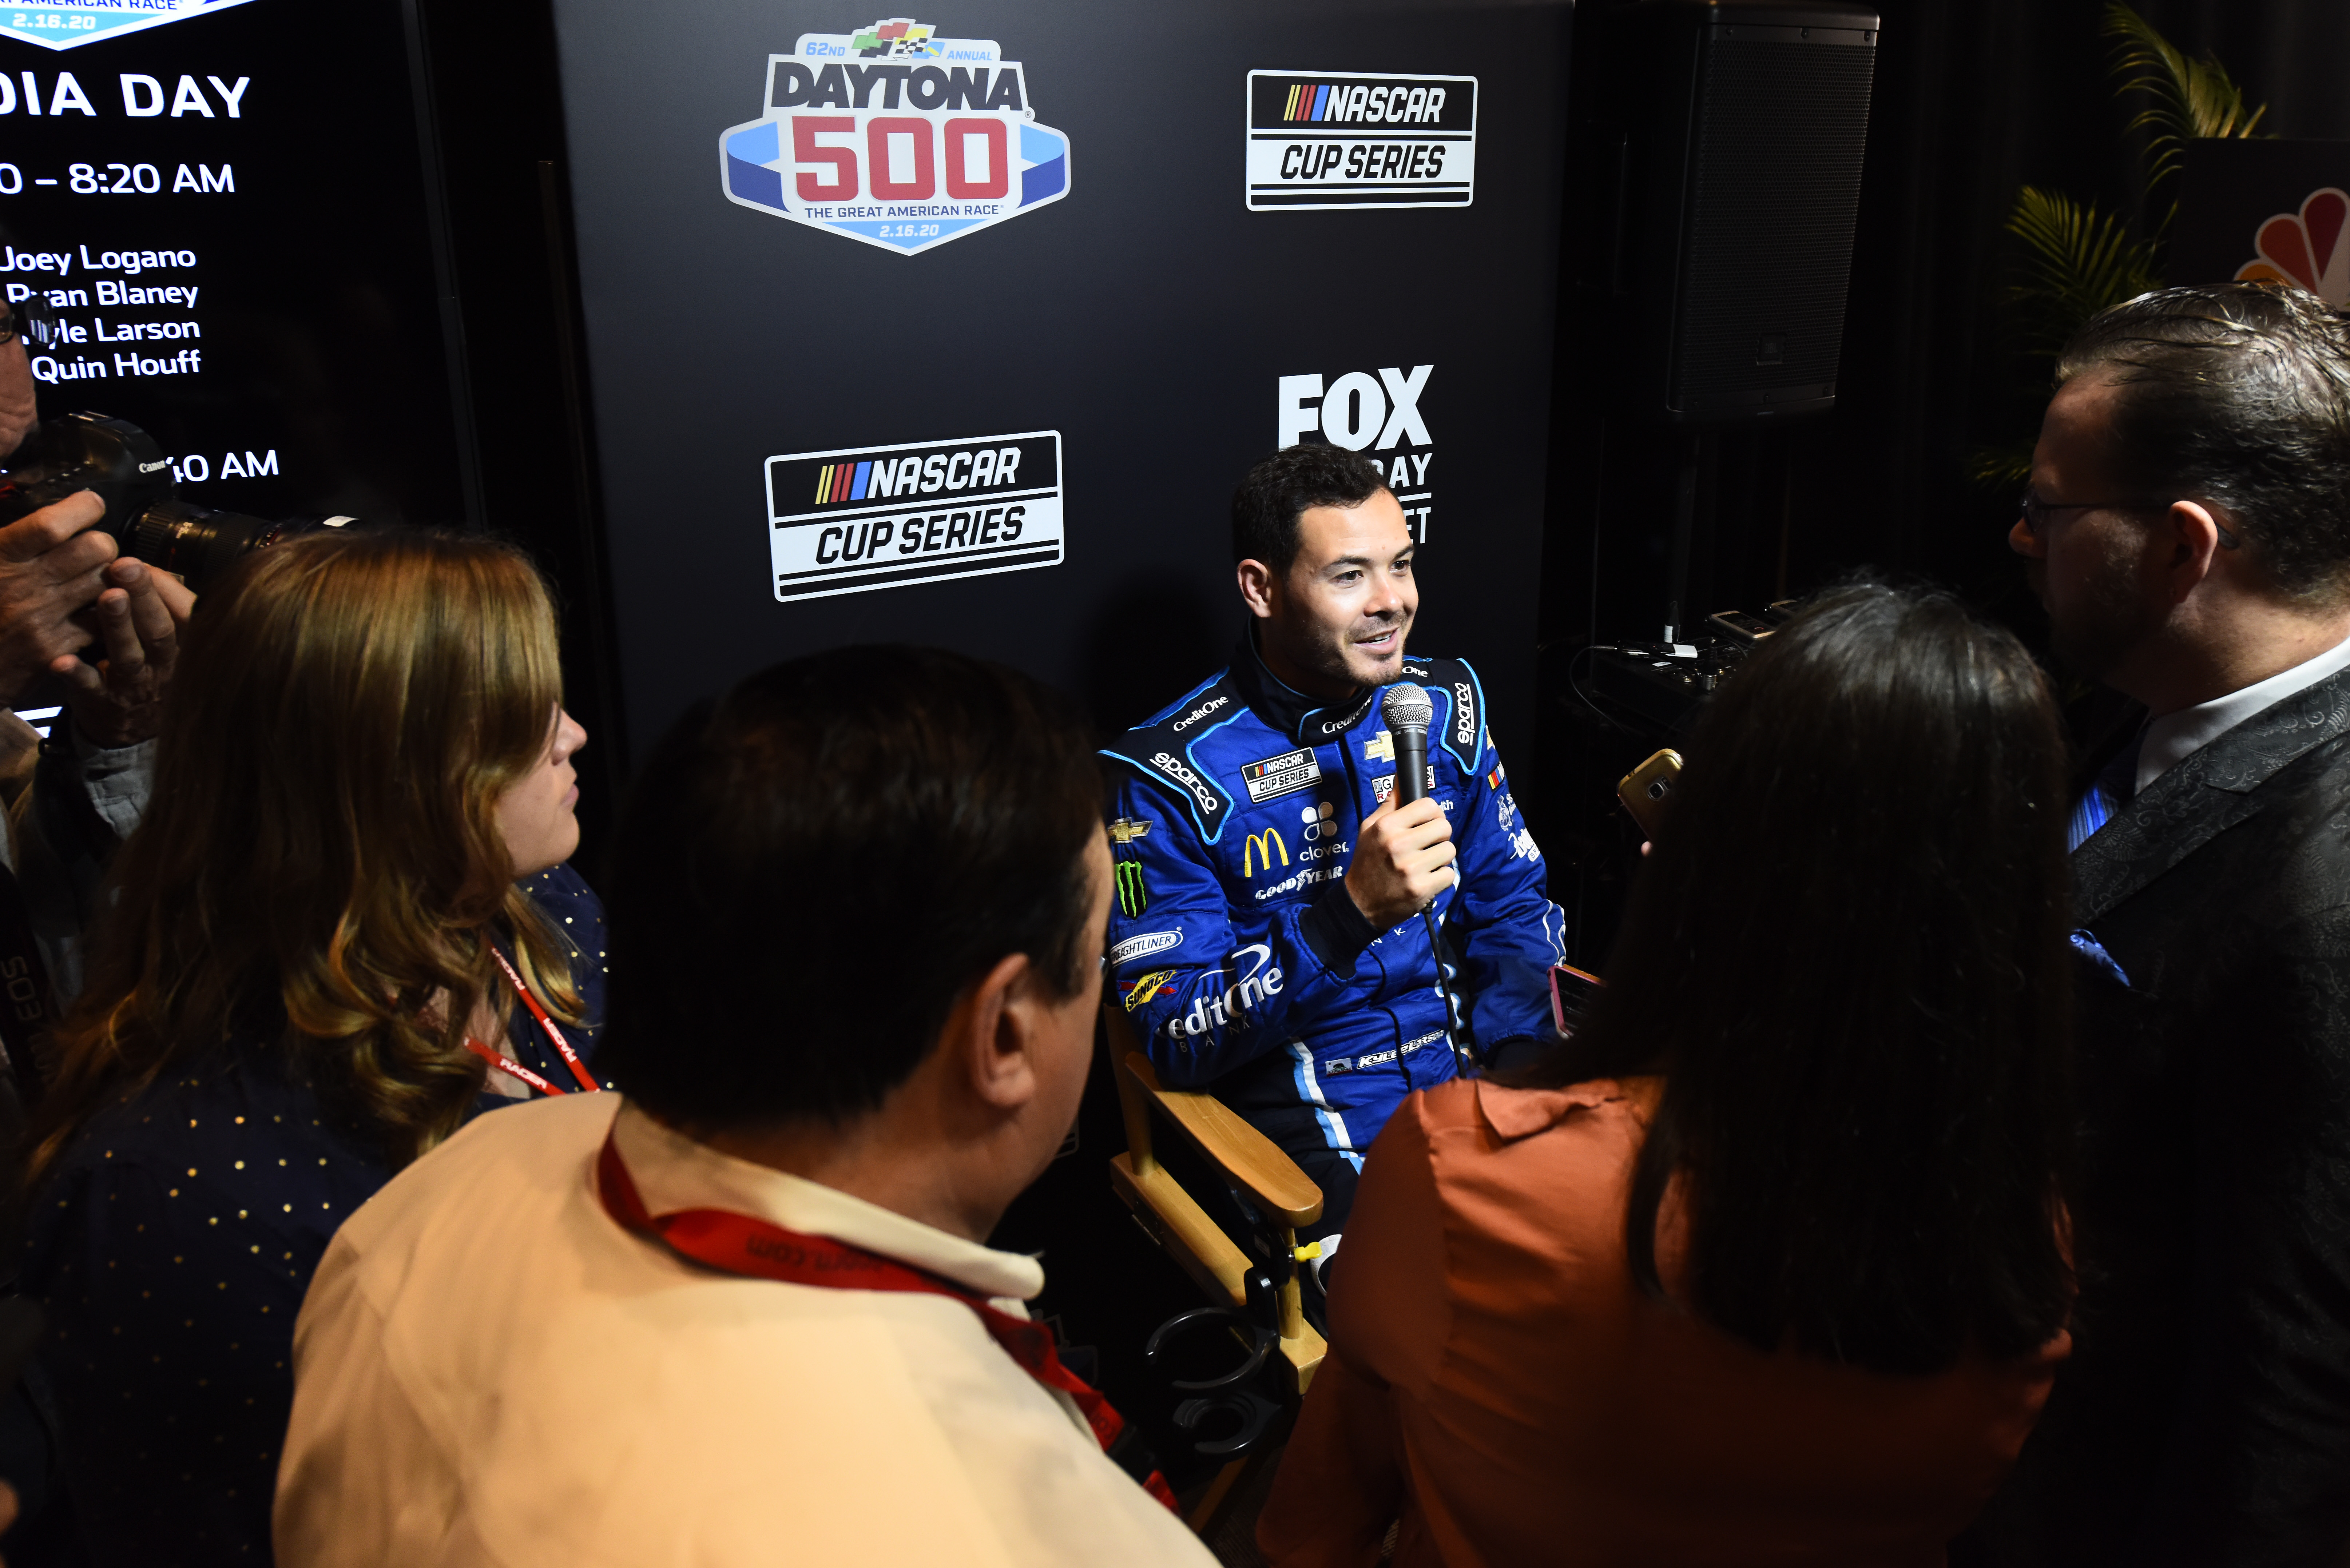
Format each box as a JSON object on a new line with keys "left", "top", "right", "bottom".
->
{"left": 1115, "top": 859, "right": 1148, "bottom": 917}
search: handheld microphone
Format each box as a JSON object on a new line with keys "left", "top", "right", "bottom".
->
{"left": 1380, "top": 683, "right": 1433, "bottom": 806}
{"left": 1378, "top": 682, "right": 1474, "bottom": 1074}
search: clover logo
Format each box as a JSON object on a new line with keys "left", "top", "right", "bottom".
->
{"left": 2236, "top": 187, "right": 2350, "bottom": 306}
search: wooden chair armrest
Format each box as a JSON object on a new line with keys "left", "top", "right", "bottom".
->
{"left": 1122, "top": 1052, "right": 1324, "bottom": 1230}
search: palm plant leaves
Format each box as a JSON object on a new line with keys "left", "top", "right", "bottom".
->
{"left": 2004, "top": 185, "right": 2159, "bottom": 361}
{"left": 1966, "top": 8, "right": 2266, "bottom": 490}
{"left": 2103, "top": 1, "right": 2266, "bottom": 201}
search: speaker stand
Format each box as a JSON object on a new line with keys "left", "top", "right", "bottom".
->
{"left": 1662, "top": 429, "right": 1713, "bottom": 643}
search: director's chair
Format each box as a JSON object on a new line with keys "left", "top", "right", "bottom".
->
{"left": 1100, "top": 999, "right": 1326, "bottom": 1536}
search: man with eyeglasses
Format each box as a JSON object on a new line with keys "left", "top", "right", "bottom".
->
{"left": 1969, "top": 282, "right": 2350, "bottom": 1567}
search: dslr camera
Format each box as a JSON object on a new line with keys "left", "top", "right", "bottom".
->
{"left": 0, "top": 411, "right": 354, "bottom": 592}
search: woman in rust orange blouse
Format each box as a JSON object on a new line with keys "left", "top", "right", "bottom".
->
{"left": 1261, "top": 584, "right": 2077, "bottom": 1567}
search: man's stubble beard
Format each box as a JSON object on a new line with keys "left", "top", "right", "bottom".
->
{"left": 2041, "top": 549, "right": 2166, "bottom": 685}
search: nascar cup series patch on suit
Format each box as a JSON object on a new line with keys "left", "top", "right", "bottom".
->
{"left": 720, "top": 16, "right": 1072, "bottom": 256}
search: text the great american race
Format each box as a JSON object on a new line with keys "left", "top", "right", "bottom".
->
{"left": 719, "top": 16, "right": 1071, "bottom": 256}
{"left": 1246, "top": 69, "right": 1476, "bottom": 210}
{"left": 764, "top": 431, "right": 1063, "bottom": 602}
{"left": 1, "top": 0, "right": 258, "bottom": 51}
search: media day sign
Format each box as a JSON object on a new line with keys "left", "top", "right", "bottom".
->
{"left": 719, "top": 16, "right": 1071, "bottom": 257}
{"left": 2, "top": 0, "right": 256, "bottom": 51}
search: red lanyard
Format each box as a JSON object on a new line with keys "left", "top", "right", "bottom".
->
{"left": 594, "top": 1126, "right": 1177, "bottom": 1511}
{"left": 465, "top": 948, "right": 600, "bottom": 1096}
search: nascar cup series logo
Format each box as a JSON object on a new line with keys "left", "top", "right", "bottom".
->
{"left": 1245, "top": 70, "right": 1477, "bottom": 210}
{"left": 720, "top": 17, "right": 1072, "bottom": 256}
{"left": 764, "top": 430, "right": 1063, "bottom": 601}
{"left": 1, "top": 0, "right": 254, "bottom": 51}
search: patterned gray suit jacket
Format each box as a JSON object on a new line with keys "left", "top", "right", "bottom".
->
{"left": 1981, "top": 666, "right": 2350, "bottom": 1567}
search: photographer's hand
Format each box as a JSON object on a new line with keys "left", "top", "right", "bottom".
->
{"left": 57, "top": 556, "right": 191, "bottom": 748}
{"left": 0, "top": 340, "right": 35, "bottom": 458}
{"left": 0, "top": 490, "right": 115, "bottom": 705}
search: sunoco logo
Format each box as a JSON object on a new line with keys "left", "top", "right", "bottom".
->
{"left": 764, "top": 431, "right": 1062, "bottom": 602}
{"left": 1, "top": 1, "right": 255, "bottom": 51}
{"left": 1246, "top": 70, "right": 1476, "bottom": 211}
{"left": 721, "top": 17, "right": 1073, "bottom": 256}
{"left": 1171, "top": 695, "right": 1228, "bottom": 732}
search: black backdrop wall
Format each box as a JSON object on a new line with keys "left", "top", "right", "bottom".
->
{"left": 408, "top": 0, "right": 2350, "bottom": 881}
{"left": 538, "top": 0, "right": 1573, "bottom": 799}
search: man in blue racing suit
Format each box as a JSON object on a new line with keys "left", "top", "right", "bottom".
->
{"left": 1101, "top": 445, "right": 1565, "bottom": 1243}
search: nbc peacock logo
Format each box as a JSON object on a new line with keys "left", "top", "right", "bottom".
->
{"left": 2236, "top": 187, "right": 2350, "bottom": 307}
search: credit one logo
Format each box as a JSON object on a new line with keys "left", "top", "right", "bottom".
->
{"left": 720, "top": 19, "right": 1072, "bottom": 256}
{"left": 1171, "top": 695, "right": 1228, "bottom": 732}
{"left": 1245, "top": 70, "right": 1477, "bottom": 210}
{"left": 1278, "top": 366, "right": 1435, "bottom": 542}
{"left": 1164, "top": 945, "right": 1284, "bottom": 1041}
{"left": 763, "top": 430, "right": 1062, "bottom": 602}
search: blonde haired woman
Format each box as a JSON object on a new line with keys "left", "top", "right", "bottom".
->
{"left": 19, "top": 530, "right": 605, "bottom": 1567}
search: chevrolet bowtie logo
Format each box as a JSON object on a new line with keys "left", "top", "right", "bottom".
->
{"left": 1364, "top": 732, "right": 1394, "bottom": 763}
{"left": 1108, "top": 817, "right": 1152, "bottom": 845}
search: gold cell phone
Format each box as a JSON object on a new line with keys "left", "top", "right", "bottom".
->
{"left": 1616, "top": 748, "right": 1683, "bottom": 839}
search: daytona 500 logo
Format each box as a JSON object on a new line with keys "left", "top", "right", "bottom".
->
{"left": 720, "top": 17, "right": 1072, "bottom": 256}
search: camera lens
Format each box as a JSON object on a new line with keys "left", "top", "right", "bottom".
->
{"left": 122, "top": 500, "right": 359, "bottom": 592}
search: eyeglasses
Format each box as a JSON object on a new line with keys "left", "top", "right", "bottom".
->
{"left": 2017, "top": 492, "right": 2239, "bottom": 549}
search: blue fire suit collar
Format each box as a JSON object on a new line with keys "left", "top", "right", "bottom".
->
{"left": 1229, "top": 625, "right": 1381, "bottom": 749}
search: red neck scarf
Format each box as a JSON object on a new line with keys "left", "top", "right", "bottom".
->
{"left": 595, "top": 1127, "right": 1177, "bottom": 1511}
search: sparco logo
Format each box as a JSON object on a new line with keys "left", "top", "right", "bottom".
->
{"left": 1453, "top": 681, "right": 1476, "bottom": 748}
{"left": 1150, "top": 751, "right": 1219, "bottom": 814}
{"left": 1171, "top": 695, "right": 1228, "bottom": 732}
{"left": 720, "top": 17, "right": 1073, "bottom": 256}
{"left": 1278, "top": 365, "right": 1435, "bottom": 542}
{"left": 1245, "top": 70, "right": 1477, "bottom": 211}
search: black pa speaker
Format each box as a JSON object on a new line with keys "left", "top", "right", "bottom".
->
{"left": 1601, "top": 1, "right": 1878, "bottom": 423}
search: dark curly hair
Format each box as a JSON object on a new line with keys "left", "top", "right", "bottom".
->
{"left": 2058, "top": 281, "right": 2350, "bottom": 599}
{"left": 1230, "top": 444, "right": 1390, "bottom": 571}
